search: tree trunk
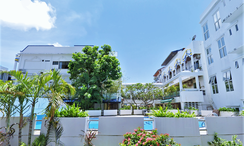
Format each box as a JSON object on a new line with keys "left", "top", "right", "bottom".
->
{"left": 6, "top": 113, "right": 10, "bottom": 146}
{"left": 28, "top": 99, "right": 36, "bottom": 146}
{"left": 44, "top": 118, "right": 52, "bottom": 146}
{"left": 18, "top": 108, "right": 23, "bottom": 146}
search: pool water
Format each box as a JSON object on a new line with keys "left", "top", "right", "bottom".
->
{"left": 35, "top": 115, "right": 205, "bottom": 130}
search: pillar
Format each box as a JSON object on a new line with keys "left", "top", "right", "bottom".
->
{"left": 191, "top": 55, "right": 194, "bottom": 71}
{"left": 195, "top": 75, "right": 200, "bottom": 90}
{"left": 179, "top": 76, "right": 183, "bottom": 91}
{"left": 181, "top": 102, "right": 185, "bottom": 110}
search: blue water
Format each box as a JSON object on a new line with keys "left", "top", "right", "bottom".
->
{"left": 35, "top": 115, "right": 205, "bottom": 130}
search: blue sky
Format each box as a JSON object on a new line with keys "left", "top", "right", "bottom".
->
{"left": 0, "top": 0, "right": 212, "bottom": 83}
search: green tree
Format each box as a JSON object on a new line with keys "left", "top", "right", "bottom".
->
{"left": 122, "top": 84, "right": 139, "bottom": 115}
{"left": 68, "top": 45, "right": 122, "bottom": 110}
{"left": 44, "top": 69, "right": 75, "bottom": 146}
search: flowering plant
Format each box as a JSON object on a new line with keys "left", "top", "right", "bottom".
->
{"left": 119, "top": 127, "right": 180, "bottom": 146}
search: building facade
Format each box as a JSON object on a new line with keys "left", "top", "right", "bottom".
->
{"left": 200, "top": 0, "right": 244, "bottom": 110}
{"left": 153, "top": 41, "right": 213, "bottom": 110}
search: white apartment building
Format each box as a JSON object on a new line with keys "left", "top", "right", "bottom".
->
{"left": 200, "top": 0, "right": 244, "bottom": 110}
{"left": 14, "top": 45, "right": 93, "bottom": 84}
{"left": 154, "top": 41, "right": 213, "bottom": 110}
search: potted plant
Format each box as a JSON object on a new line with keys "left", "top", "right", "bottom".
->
{"left": 120, "top": 105, "right": 132, "bottom": 115}
{"left": 40, "top": 104, "right": 89, "bottom": 146}
{"left": 86, "top": 107, "right": 102, "bottom": 116}
{"left": 187, "top": 106, "right": 199, "bottom": 115}
{"left": 219, "top": 107, "right": 239, "bottom": 117}
{"left": 152, "top": 107, "right": 201, "bottom": 145}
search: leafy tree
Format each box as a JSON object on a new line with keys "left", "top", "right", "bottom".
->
{"left": 68, "top": 45, "right": 122, "bottom": 110}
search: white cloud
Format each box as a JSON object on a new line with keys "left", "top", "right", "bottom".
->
{"left": 0, "top": 0, "right": 56, "bottom": 31}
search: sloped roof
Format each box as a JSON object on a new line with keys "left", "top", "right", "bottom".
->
{"left": 161, "top": 48, "right": 185, "bottom": 66}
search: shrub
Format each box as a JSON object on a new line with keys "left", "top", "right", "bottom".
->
{"left": 188, "top": 106, "right": 198, "bottom": 111}
{"left": 121, "top": 105, "right": 131, "bottom": 110}
{"left": 208, "top": 132, "right": 242, "bottom": 146}
{"left": 219, "top": 107, "right": 239, "bottom": 112}
{"left": 139, "top": 107, "right": 146, "bottom": 110}
{"left": 55, "top": 103, "right": 89, "bottom": 117}
{"left": 119, "top": 127, "right": 180, "bottom": 146}
{"left": 240, "top": 110, "right": 244, "bottom": 116}
{"left": 152, "top": 107, "right": 196, "bottom": 118}
{"left": 32, "top": 133, "right": 46, "bottom": 146}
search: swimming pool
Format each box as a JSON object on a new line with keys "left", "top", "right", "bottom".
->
{"left": 35, "top": 115, "right": 205, "bottom": 130}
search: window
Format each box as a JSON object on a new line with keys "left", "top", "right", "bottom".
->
{"left": 58, "top": 61, "right": 70, "bottom": 69}
{"left": 209, "top": 76, "right": 218, "bottom": 94}
{"left": 235, "top": 24, "right": 239, "bottom": 31}
{"left": 223, "top": 70, "right": 234, "bottom": 92}
{"left": 213, "top": 11, "right": 221, "bottom": 31}
{"left": 235, "top": 61, "right": 239, "bottom": 69}
{"left": 53, "top": 61, "right": 58, "bottom": 65}
{"left": 229, "top": 29, "right": 232, "bottom": 35}
{"left": 203, "top": 23, "right": 210, "bottom": 40}
{"left": 218, "top": 37, "right": 227, "bottom": 58}
{"left": 206, "top": 48, "right": 214, "bottom": 65}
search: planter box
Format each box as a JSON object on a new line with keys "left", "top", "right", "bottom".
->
{"left": 93, "top": 116, "right": 144, "bottom": 146}
{"left": 154, "top": 117, "right": 201, "bottom": 146}
{"left": 200, "top": 110, "right": 212, "bottom": 116}
{"left": 86, "top": 110, "right": 101, "bottom": 116}
{"left": 40, "top": 117, "right": 89, "bottom": 146}
{"left": 104, "top": 110, "right": 117, "bottom": 116}
{"left": 220, "top": 111, "right": 238, "bottom": 117}
{"left": 134, "top": 110, "right": 143, "bottom": 115}
{"left": 120, "top": 110, "right": 132, "bottom": 115}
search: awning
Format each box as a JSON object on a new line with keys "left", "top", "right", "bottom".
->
{"left": 161, "top": 98, "right": 173, "bottom": 103}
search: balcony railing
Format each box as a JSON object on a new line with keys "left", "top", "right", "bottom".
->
{"left": 163, "top": 91, "right": 180, "bottom": 99}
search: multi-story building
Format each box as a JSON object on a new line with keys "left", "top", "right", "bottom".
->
{"left": 200, "top": 0, "right": 244, "bottom": 110}
{"left": 154, "top": 41, "right": 213, "bottom": 110}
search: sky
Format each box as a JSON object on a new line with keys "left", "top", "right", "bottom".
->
{"left": 0, "top": 0, "right": 213, "bottom": 83}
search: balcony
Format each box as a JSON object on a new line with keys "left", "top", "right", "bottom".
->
{"left": 163, "top": 90, "right": 204, "bottom": 103}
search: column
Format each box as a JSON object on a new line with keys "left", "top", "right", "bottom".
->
{"left": 179, "top": 76, "right": 183, "bottom": 91}
{"left": 195, "top": 75, "right": 200, "bottom": 90}
{"left": 180, "top": 64, "right": 182, "bottom": 72}
{"left": 191, "top": 55, "right": 194, "bottom": 71}
{"left": 181, "top": 102, "right": 185, "bottom": 110}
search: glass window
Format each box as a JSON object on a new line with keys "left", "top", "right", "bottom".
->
{"left": 218, "top": 37, "right": 227, "bottom": 58}
{"left": 213, "top": 11, "right": 221, "bottom": 31}
{"left": 229, "top": 29, "right": 232, "bottom": 35}
{"left": 235, "top": 61, "right": 239, "bottom": 69}
{"left": 53, "top": 61, "right": 58, "bottom": 65}
{"left": 58, "top": 61, "right": 70, "bottom": 69}
{"left": 203, "top": 23, "right": 210, "bottom": 40}
{"left": 223, "top": 70, "right": 234, "bottom": 92}
{"left": 209, "top": 76, "right": 218, "bottom": 94}
{"left": 206, "top": 48, "right": 214, "bottom": 65}
{"left": 235, "top": 24, "right": 239, "bottom": 31}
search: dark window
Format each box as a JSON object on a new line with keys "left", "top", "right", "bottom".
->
{"left": 209, "top": 76, "right": 218, "bottom": 94}
{"left": 229, "top": 29, "right": 232, "bottom": 35}
{"left": 53, "top": 61, "right": 58, "bottom": 65}
{"left": 59, "top": 61, "right": 70, "bottom": 69}
{"left": 42, "top": 60, "right": 44, "bottom": 62}
{"left": 235, "top": 24, "right": 239, "bottom": 31}
{"left": 223, "top": 71, "right": 234, "bottom": 92}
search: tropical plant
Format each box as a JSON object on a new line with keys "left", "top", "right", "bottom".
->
{"left": 68, "top": 45, "right": 122, "bottom": 110}
{"left": 0, "top": 80, "right": 20, "bottom": 145}
{"left": 83, "top": 130, "right": 96, "bottom": 146}
{"left": 43, "top": 69, "right": 76, "bottom": 146}
{"left": 0, "top": 123, "right": 18, "bottom": 146}
{"left": 119, "top": 127, "right": 180, "bottom": 146}
{"left": 152, "top": 107, "right": 196, "bottom": 118}
{"left": 208, "top": 132, "right": 242, "bottom": 146}
{"left": 219, "top": 107, "right": 239, "bottom": 112}
{"left": 55, "top": 103, "right": 89, "bottom": 117}
{"left": 240, "top": 110, "right": 244, "bottom": 116}
{"left": 120, "top": 105, "right": 131, "bottom": 110}
{"left": 32, "top": 133, "right": 46, "bottom": 146}
{"left": 188, "top": 106, "right": 198, "bottom": 111}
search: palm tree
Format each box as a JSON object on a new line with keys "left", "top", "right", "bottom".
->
{"left": 0, "top": 80, "right": 20, "bottom": 145}
{"left": 10, "top": 71, "right": 32, "bottom": 146}
{"left": 44, "top": 69, "right": 75, "bottom": 146}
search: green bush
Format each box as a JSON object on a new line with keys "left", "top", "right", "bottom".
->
{"left": 240, "top": 110, "right": 244, "bottom": 116}
{"left": 208, "top": 132, "right": 242, "bottom": 146}
{"left": 120, "top": 105, "right": 131, "bottom": 110}
{"left": 152, "top": 107, "right": 196, "bottom": 118}
{"left": 188, "top": 106, "right": 198, "bottom": 111}
{"left": 55, "top": 103, "right": 89, "bottom": 117}
{"left": 219, "top": 107, "right": 239, "bottom": 112}
{"left": 32, "top": 134, "right": 46, "bottom": 146}
{"left": 139, "top": 107, "right": 146, "bottom": 110}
